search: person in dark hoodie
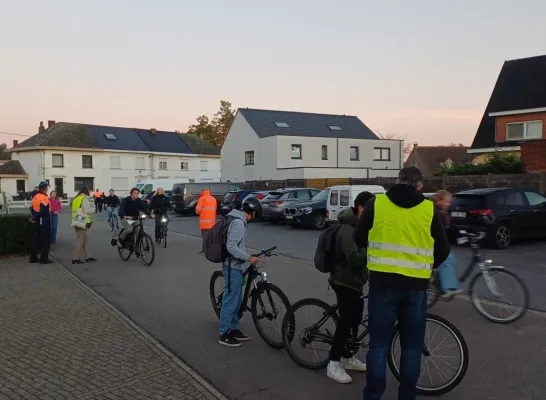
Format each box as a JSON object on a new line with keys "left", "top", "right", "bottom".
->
{"left": 326, "top": 191, "right": 374, "bottom": 384}
{"left": 354, "top": 166, "right": 450, "bottom": 400}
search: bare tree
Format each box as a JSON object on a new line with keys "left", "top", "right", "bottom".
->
{"left": 377, "top": 132, "right": 412, "bottom": 154}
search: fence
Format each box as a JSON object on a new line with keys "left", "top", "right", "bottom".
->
{"left": 0, "top": 193, "right": 70, "bottom": 215}
{"left": 238, "top": 173, "right": 546, "bottom": 193}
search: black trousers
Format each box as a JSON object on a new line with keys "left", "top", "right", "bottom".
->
{"left": 29, "top": 222, "right": 51, "bottom": 263}
{"left": 329, "top": 283, "right": 364, "bottom": 361}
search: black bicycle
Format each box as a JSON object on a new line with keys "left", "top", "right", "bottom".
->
{"left": 209, "top": 246, "right": 293, "bottom": 349}
{"left": 117, "top": 213, "right": 155, "bottom": 266}
{"left": 109, "top": 207, "right": 119, "bottom": 231}
{"left": 154, "top": 212, "right": 169, "bottom": 248}
{"left": 428, "top": 230, "right": 529, "bottom": 323}
{"left": 281, "top": 295, "right": 469, "bottom": 396}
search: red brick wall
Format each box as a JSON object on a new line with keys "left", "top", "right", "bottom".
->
{"left": 521, "top": 139, "right": 546, "bottom": 172}
{"left": 496, "top": 112, "right": 546, "bottom": 142}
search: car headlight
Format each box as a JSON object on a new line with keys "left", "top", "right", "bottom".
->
{"left": 301, "top": 207, "right": 313, "bottom": 214}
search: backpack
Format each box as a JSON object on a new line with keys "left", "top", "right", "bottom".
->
{"left": 204, "top": 216, "right": 234, "bottom": 263}
{"left": 314, "top": 223, "right": 342, "bottom": 273}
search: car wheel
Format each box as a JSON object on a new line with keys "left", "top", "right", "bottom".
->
{"left": 493, "top": 224, "right": 512, "bottom": 249}
{"left": 313, "top": 213, "right": 327, "bottom": 230}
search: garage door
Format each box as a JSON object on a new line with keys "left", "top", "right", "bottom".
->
{"left": 111, "top": 177, "right": 129, "bottom": 192}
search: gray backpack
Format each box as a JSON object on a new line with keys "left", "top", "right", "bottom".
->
{"left": 204, "top": 216, "right": 234, "bottom": 263}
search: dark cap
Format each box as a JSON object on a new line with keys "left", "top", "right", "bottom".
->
{"left": 38, "top": 181, "right": 49, "bottom": 189}
{"left": 398, "top": 166, "right": 423, "bottom": 186}
{"left": 354, "top": 191, "right": 374, "bottom": 208}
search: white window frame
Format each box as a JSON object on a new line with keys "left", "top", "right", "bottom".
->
{"left": 200, "top": 160, "right": 208, "bottom": 171}
{"left": 350, "top": 146, "right": 359, "bottom": 161}
{"left": 291, "top": 144, "right": 302, "bottom": 159}
{"left": 82, "top": 155, "right": 93, "bottom": 169}
{"left": 110, "top": 155, "right": 121, "bottom": 169}
{"left": 52, "top": 153, "right": 64, "bottom": 168}
{"left": 159, "top": 161, "right": 168, "bottom": 170}
{"left": 506, "top": 121, "right": 543, "bottom": 141}
{"left": 135, "top": 156, "right": 145, "bottom": 170}
{"left": 180, "top": 161, "right": 189, "bottom": 170}
{"left": 321, "top": 145, "right": 328, "bottom": 160}
{"left": 245, "top": 151, "right": 255, "bottom": 165}
{"left": 373, "top": 147, "right": 391, "bottom": 161}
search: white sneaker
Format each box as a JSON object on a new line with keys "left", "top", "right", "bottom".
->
{"left": 441, "top": 289, "right": 463, "bottom": 300}
{"left": 340, "top": 356, "right": 367, "bottom": 372}
{"left": 327, "top": 361, "right": 352, "bottom": 383}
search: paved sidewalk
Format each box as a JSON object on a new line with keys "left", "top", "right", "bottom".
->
{"left": 0, "top": 257, "right": 226, "bottom": 400}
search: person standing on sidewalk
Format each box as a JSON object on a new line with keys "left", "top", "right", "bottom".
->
{"left": 49, "top": 191, "right": 62, "bottom": 244}
{"left": 196, "top": 188, "right": 217, "bottom": 254}
{"left": 354, "top": 166, "right": 450, "bottom": 400}
{"left": 326, "top": 191, "right": 374, "bottom": 384}
{"left": 93, "top": 189, "right": 101, "bottom": 213}
{"left": 71, "top": 187, "right": 96, "bottom": 265}
{"left": 29, "top": 181, "right": 53, "bottom": 264}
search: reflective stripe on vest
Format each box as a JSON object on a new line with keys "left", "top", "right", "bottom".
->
{"left": 367, "top": 194, "right": 434, "bottom": 280}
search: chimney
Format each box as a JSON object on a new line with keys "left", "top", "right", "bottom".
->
{"left": 12, "top": 140, "right": 18, "bottom": 148}
{"left": 39, "top": 121, "right": 45, "bottom": 133}
{"left": 413, "top": 142, "right": 418, "bottom": 149}
{"left": 150, "top": 128, "right": 157, "bottom": 135}
{"left": 48, "top": 120, "right": 56, "bottom": 129}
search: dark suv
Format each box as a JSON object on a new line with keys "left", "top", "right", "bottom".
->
{"left": 220, "top": 190, "right": 254, "bottom": 215}
{"left": 448, "top": 188, "right": 546, "bottom": 249}
{"left": 261, "top": 188, "right": 320, "bottom": 222}
{"left": 284, "top": 188, "right": 329, "bottom": 229}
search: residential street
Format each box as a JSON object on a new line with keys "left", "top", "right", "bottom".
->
{"left": 44, "top": 211, "right": 546, "bottom": 400}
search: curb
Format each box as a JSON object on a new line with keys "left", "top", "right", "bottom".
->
{"left": 50, "top": 256, "right": 229, "bottom": 400}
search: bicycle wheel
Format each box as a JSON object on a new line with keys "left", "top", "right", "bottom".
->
{"left": 117, "top": 245, "right": 132, "bottom": 261}
{"left": 163, "top": 225, "right": 168, "bottom": 248}
{"left": 139, "top": 233, "right": 155, "bottom": 266}
{"left": 209, "top": 270, "right": 224, "bottom": 319}
{"left": 250, "top": 283, "right": 291, "bottom": 349}
{"left": 281, "top": 298, "right": 339, "bottom": 370}
{"left": 469, "top": 266, "right": 529, "bottom": 323}
{"left": 388, "top": 313, "right": 469, "bottom": 396}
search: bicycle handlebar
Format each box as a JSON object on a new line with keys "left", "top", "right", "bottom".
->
{"left": 252, "top": 246, "right": 277, "bottom": 257}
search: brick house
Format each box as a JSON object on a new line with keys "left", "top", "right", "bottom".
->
{"left": 404, "top": 144, "right": 472, "bottom": 177}
{"left": 521, "top": 139, "right": 546, "bottom": 172}
{"left": 468, "top": 54, "right": 546, "bottom": 163}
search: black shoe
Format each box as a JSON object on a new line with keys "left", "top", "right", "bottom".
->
{"left": 219, "top": 333, "right": 242, "bottom": 347}
{"left": 72, "top": 259, "right": 84, "bottom": 264}
{"left": 85, "top": 257, "right": 97, "bottom": 262}
{"left": 230, "top": 330, "right": 249, "bottom": 342}
{"left": 29, "top": 258, "right": 39, "bottom": 263}
{"left": 40, "top": 260, "right": 54, "bottom": 264}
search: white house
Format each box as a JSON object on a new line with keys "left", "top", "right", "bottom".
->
{"left": 9, "top": 121, "right": 221, "bottom": 198}
{"left": 221, "top": 108, "right": 403, "bottom": 182}
{"left": 0, "top": 157, "right": 28, "bottom": 197}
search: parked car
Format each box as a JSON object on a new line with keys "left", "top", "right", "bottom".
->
{"left": 284, "top": 188, "right": 330, "bottom": 229}
{"left": 244, "top": 190, "right": 275, "bottom": 201}
{"left": 261, "top": 188, "right": 320, "bottom": 223}
{"left": 448, "top": 188, "right": 546, "bottom": 249}
{"left": 171, "top": 182, "right": 241, "bottom": 214}
{"left": 220, "top": 190, "right": 255, "bottom": 215}
{"left": 326, "top": 185, "right": 386, "bottom": 223}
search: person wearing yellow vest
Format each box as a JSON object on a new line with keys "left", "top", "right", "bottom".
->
{"left": 29, "top": 181, "right": 53, "bottom": 264}
{"left": 71, "top": 186, "right": 96, "bottom": 264}
{"left": 196, "top": 188, "right": 217, "bottom": 254}
{"left": 354, "top": 167, "right": 450, "bottom": 400}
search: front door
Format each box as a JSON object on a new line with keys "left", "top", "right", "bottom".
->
{"left": 54, "top": 178, "right": 64, "bottom": 199}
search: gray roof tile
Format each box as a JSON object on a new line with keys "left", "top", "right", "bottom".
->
{"left": 0, "top": 160, "right": 26, "bottom": 175}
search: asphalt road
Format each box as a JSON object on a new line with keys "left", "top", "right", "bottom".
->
{"left": 48, "top": 210, "right": 546, "bottom": 400}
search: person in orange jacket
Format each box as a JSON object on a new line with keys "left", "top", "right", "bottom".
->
{"left": 196, "top": 188, "right": 217, "bottom": 254}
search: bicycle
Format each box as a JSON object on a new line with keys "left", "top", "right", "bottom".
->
{"left": 209, "top": 246, "right": 293, "bottom": 349}
{"left": 428, "top": 230, "right": 529, "bottom": 323}
{"left": 117, "top": 213, "right": 155, "bottom": 266}
{"left": 281, "top": 295, "right": 469, "bottom": 396}
{"left": 109, "top": 207, "right": 119, "bottom": 231}
{"left": 153, "top": 211, "right": 169, "bottom": 248}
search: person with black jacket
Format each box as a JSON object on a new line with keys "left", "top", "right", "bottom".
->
{"left": 326, "top": 191, "right": 374, "bottom": 384}
{"left": 117, "top": 188, "right": 148, "bottom": 248}
{"left": 354, "top": 166, "right": 450, "bottom": 400}
{"left": 105, "top": 189, "right": 121, "bottom": 223}
{"left": 150, "top": 187, "right": 171, "bottom": 243}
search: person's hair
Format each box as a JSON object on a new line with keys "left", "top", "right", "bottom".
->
{"left": 50, "top": 191, "right": 57, "bottom": 198}
{"left": 156, "top": 187, "right": 165, "bottom": 195}
{"left": 109, "top": 189, "right": 114, "bottom": 193}
{"left": 397, "top": 166, "right": 424, "bottom": 188}
{"left": 354, "top": 191, "right": 374, "bottom": 208}
{"left": 78, "top": 187, "right": 90, "bottom": 196}
{"left": 431, "top": 190, "right": 452, "bottom": 204}
{"left": 130, "top": 187, "right": 140, "bottom": 195}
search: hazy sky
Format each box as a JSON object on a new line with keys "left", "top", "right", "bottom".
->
{"left": 1, "top": 0, "right": 545, "bottom": 147}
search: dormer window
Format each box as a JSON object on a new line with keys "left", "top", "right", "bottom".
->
{"left": 327, "top": 125, "right": 342, "bottom": 131}
{"left": 275, "top": 122, "right": 290, "bottom": 128}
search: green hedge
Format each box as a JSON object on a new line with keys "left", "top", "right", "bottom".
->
{"left": 0, "top": 215, "right": 33, "bottom": 255}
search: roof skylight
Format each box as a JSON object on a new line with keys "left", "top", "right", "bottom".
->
{"left": 327, "top": 125, "right": 343, "bottom": 131}
{"left": 104, "top": 133, "right": 117, "bottom": 140}
{"left": 274, "top": 122, "right": 290, "bottom": 128}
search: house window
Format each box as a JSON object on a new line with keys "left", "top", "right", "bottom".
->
{"left": 506, "top": 121, "right": 542, "bottom": 140}
{"left": 104, "top": 133, "right": 117, "bottom": 140}
{"left": 16, "top": 179, "right": 25, "bottom": 192}
{"left": 350, "top": 146, "right": 359, "bottom": 161}
{"left": 135, "top": 156, "right": 145, "bottom": 170}
{"left": 200, "top": 161, "right": 208, "bottom": 171}
{"left": 180, "top": 162, "right": 189, "bottom": 170}
{"left": 82, "top": 155, "right": 93, "bottom": 168}
{"left": 373, "top": 147, "right": 391, "bottom": 161}
{"left": 110, "top": 156, "right": 121, "bottom": 169}
{"left": 275, "top": 122, "right": 290, "bottom": 128}
{"left": 52, "top": 154, "right": 64, "bottom": 168}
{"left": 327, "top": 125, "right": 343, "bottom": 131}
{"left": 291, "top": 144, "right": 302, "bottom": 159}
{"left": 74, "top": 177, "right": 94, "bottom": 191}
{"left": 321, "top": 145, "right": 328, "bottom": 160}
{"left": 159, "top": 161, "right": 167, "bottom": 170}
{"left": 245, "top": 151, "right": 255, "bottom": 165}
{"left": 111, "top": 177, "right": 128, "bottom": 192}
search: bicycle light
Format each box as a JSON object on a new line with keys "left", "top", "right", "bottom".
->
{"left": 262, "top": 271, "right": 268, "bottom": 282}
{"left": 161, "top": 218, "right": 167, "bottom": 222}
{"left": 485, "top": 260, "right": 493, "bottom": 265}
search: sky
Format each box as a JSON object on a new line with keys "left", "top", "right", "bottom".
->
{"left": 1, "top": 0, "right": 545, "bottom": 148}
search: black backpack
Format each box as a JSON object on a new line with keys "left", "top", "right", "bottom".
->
{"left": 204, "top": 216, "right": 234, "bottom": 263}
{"left": 314, "top": 223, "right": 342, "bottom": 273}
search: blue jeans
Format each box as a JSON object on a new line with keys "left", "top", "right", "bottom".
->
{"left": 363, "top": 287, "right": 427, "bottom": 400}
{"left": 439, "top": 252, "right": 459, "bottom": 292}
{"left": 107, "top": 207, "right": 114, "bottom": 221}
{"left": 219, "top": 264, "right": 243, "bottom": 335}
{"left": 50, "top": 214, "right": 58, "bottom": 243}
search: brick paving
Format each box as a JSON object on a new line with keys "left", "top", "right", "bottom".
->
{"left": 0, "top": 258, "right": 224, "bottom": 400}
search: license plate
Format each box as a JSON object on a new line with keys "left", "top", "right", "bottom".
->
{"left": 451, "top": 212, "right": 466, "bottom": 218}
{"left": 285, "top": 215, "right": 293, "bottom": 219}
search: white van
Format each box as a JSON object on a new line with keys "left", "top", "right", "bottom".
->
{"left": 326, "top": 185, "right": 386, "bottom": 222}
{"left": 135, "top": 178, "right": 190, "bottom": 197}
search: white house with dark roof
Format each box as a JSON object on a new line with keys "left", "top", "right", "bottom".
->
{"left": 9, "top": 120, "right": 221, "bottom": 198}
{"left": 221, "top": 108, "right": 403, "bottom": 182}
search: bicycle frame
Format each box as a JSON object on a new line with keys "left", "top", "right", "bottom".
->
{"left": 237, "top": 264, "right": 273, "bottom": 318}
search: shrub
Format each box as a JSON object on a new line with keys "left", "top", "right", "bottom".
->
{"left": 435, "top": 153, "right": 523, "bottom": 176}
{"left": 0, "top": 214, "right": 33, "bottom": 255}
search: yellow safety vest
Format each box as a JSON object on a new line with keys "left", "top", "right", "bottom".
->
{"left": 367, "top": 194, "right": 434, "bottom": 279}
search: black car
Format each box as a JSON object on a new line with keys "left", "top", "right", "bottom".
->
{"left": 448, "top": 188, "right": 546, "bottom": 249}
{"left": 220, "top": 190, "right": 254, "bottom": 215}
{"left": 171, "top": 182, "right": 241, "bottom": 214}
{"left": 284, "top": 188, "right": 330, "bottom": 229}
{"left": 261, "top": 188, "right": 320, "bottom": 223}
